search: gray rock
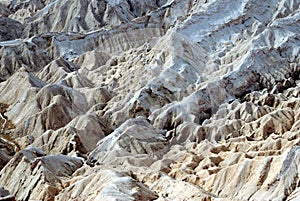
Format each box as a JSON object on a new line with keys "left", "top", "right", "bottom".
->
{"left": 0, "top": 17, "right": 23, "bottom": 41}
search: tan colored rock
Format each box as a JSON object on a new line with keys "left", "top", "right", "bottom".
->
{"left": 57, "top": 167, "right": 157, "bottom": 201}
{"left": 0, "top": 148, "right": 83, "bottom": 201}
{"left": 88, "top": 117, "right": 167, "bottom": 168}
{"left": 0, "top": 0, "right": 299, "bottom": 200}
{"left": 140, "top": 171, "right": 214, "bottom": 201}
{"left": 31, "top": 113, "right": 110, "bottom": 155}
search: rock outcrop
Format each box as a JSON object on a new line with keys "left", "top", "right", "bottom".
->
{"left": 0, "top": 0, "right": 299, "bottom": 200}
{"left": 0, "top": 148, "right": 83, "bottom": 201}
{"left": 0, "top": 17, "right": 23, "bottom": 41}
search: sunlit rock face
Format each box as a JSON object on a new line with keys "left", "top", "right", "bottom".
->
{"left": 0, "top": 0, "right": 299, "bottom": 200}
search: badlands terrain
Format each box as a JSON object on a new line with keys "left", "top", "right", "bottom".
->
{"left": 0, "top": 0, "right": 299, "bottom": 200}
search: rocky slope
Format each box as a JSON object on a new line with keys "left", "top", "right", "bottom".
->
{"left": 0, "top": 0, "right": 299, "bottom": 200}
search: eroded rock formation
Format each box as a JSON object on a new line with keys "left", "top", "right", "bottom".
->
{"left": 0, "top": 0, "right": 299, "bottom": 200}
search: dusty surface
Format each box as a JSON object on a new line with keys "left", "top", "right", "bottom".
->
{"left": 0, "top": 0, "right": 299, "bottom": 200}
